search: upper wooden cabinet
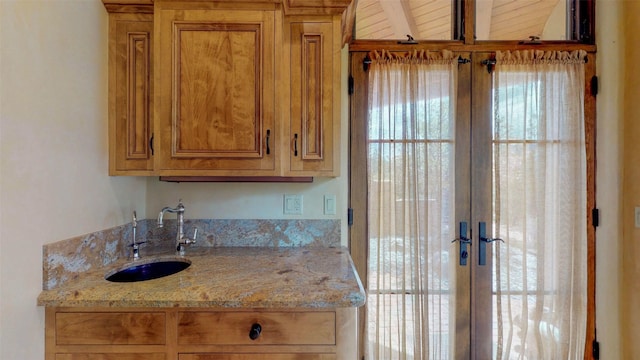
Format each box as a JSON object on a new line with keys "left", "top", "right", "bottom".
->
{"left": 285, "top": 17, "right": 339, "bottom": 176}
{"left": 155, "top": 5, "right": 278, "bottom": 176}
{"left": 103, "top": 0, "right": 347, "bottom": 177}
{"left": 108, "top": 13, "right": 154, "bottom": 175}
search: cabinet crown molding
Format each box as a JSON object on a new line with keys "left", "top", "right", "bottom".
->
{"left": 102, "top": 0, "right": 354, "bottom": 14}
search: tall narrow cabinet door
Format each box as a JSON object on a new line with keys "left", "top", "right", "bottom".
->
{"left": 155, "top": 7, "right": 277, "bottom": 176}
{"left": 286, "top": 18, "right": 340, "bottom": 176}
{"left": 109, "top": 13, "right": 154, "bottom": 175}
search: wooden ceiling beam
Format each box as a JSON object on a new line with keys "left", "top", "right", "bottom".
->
{"left": 378, "top": 0, "right": 419, "bottom": 39}
{"left": 476, "top": 0, "right": 495, "bottom": 40}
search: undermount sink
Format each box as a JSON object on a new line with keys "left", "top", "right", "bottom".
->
{"left": 105, "top": 258, "right": 191, "bottom": 283}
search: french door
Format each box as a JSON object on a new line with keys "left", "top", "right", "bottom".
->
{"left": 349, "top": 50, "right": 596, "bottom": 359}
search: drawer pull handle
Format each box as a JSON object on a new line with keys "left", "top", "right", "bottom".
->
{"left": 249, "top": 323, "right": 262, "bottom": 340}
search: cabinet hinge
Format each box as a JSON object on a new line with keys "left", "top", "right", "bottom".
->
{"left": 591, "top": 76, "right": 599, "bottom": 96}
{"left": 593, "top": 339, "right": 600, "bottom": 359}
{"left": 348, "top": 75, "right": 354, "bottom": 95}
{"left": 348, "top": 208, "right": 354, "bottom": 226}
{"left": 592, "top": 208, "right": 599, "bottom": 227}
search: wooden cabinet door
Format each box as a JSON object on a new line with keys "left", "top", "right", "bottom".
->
{"left": 155, "top": 7, "right": 278, "bottom": 176}
{"left": 109, "top": 13, "right": 154, "bottom": 175}
{"left": 285, "top": 17, "right": 340, "bottom": 176}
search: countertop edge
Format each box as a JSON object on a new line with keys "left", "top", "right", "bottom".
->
{"left": 37, "top": 247, "right": 366, "bottom": 309}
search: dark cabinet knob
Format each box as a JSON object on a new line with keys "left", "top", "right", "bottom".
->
{"left": 249, "top": 323, "right": 262, "bottom": 340}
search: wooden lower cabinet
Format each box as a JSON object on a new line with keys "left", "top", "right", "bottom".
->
{"left": 179, "top": 354, "right": 335, "bottom": 360}
{"left": 45, "top": 308, "right": 356, "bottom": 360}
{"left": 56, "top": 355, "right": 165, "bottom": 360}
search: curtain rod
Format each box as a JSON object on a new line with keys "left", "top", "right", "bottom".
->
{"left": 362, "top": 55, "right": 471, "bottom": 71}
{"left": 481, "top": 55, "right": 588, "bottom": 74}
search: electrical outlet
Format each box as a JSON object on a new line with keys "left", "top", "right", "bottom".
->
{"left": 284, "top": 194, "right": 303, "bottom": 215}
{"left": 635, "top": 207, "right": 640, "bottom": 228}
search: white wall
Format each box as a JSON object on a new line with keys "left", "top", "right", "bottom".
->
{"left": 0, "top": 1, "right": 146, "bottom": 358}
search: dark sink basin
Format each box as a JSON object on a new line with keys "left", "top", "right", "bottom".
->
{"left": 105, "top": 258, "right": 191, "bottom": 283}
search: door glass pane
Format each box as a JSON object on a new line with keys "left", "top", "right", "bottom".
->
{"left": 490, "top": 56, "right": 587, "bottom": 358}
{"left": 355, "top": 0, "right": 453, "bottom": 40}
{"left": 366, "top": 58, "right": 456, "bottom": 359}
{"left": 476, "top": 0, "right": 569, "bottom": 40}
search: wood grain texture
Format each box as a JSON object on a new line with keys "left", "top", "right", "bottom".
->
{"left": 155, "top": 8, "right": 278, "bottom": 175}
{"left": 469, "top": 52, "right": 495, "bottom": 360}
{"left": 174, "top": 22, "right": 261, "bottom": 157}
{"left": 56, "top": 354, "right": 165, "bottom": 360}
{"left": 109, "top": 13, "right": 154, "bottom": 175}
{"left": 583, "top": 51, "right": 596, "bottom": 360}
{"left": 179, "top": 354, "right": 336, "bottom": 360}
{"left": 454, "top": 51, "right": 472, "bottom": 360}
{"left": 105, "top": 2, "right": 347, "bottom": 177}
{"left": 46, "top": 307, "right": 355, "bottom": 359}
{"left": 284, "top": 0, "right": 352, "bottom": 15}
{"left": 55, "top": 312, "right": 166, "bottom": 345}
{"left": 102, "top": 0, "right": 153, "bottom": 14}
{"left": 347, "top": 51, "right": 368, "bottom": 360}
{"left": 177, "top": 311, "right": 336, "bottom": 345}
{"left": 285, "top": 16, "right": 340, "bottom": 176}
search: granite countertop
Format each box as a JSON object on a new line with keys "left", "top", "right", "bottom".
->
{"left": 37, "top": 247, "right": 366, "bottom": 309}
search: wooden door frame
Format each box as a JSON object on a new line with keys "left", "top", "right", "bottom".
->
{"left": 348, "top": 45, "right": 597, "bottom": 360}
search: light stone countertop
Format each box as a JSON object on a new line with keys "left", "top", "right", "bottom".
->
{"left": 37, "top": 247, "right": 366, "bottom": 309}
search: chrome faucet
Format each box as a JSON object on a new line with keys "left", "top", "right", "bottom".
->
{"left": 158, "top": 199, "right": 197, "bottom": 255}
{"left": 131, "top": 210, "right": 140, "bottom": 260}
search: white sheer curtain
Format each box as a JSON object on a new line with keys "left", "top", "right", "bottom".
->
{"left": 366, "top": 50, "right": 458, "bottom": 359}
{"left": 492, "top": 50, "right": 587, "bottom": 359}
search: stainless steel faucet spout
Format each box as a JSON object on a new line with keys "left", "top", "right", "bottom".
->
{"left": 132, "top": 210, "right": 140, "bottom": 260}
{"left": 157, "top": 200, "right": 195, "bottom": 255}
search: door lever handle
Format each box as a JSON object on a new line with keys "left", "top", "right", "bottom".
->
{"left": 478, "top": 222, "right": 504, "bottom": 265}
{"left": 481, "top": 237, "right": 504, "bottom": 244}
{"left": 453, "top": 222, "right": 471, "bottom": 266}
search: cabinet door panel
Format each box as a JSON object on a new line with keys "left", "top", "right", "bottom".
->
{"left": 55, "top": 312, "right": 166, "bottom": 345}
{"left": 179, "top": 354, "right": 336, "bottom": 360}
{"left": 177, "top": 311, "right": 335, "bottom": 345}
{"left": 175, "top": 22, "right": 261, "bottom": 158}
{"left": 56, "top": 354, "right": 165, "bottom": 360}
{"left": 110, "top": 14, "right": 154, "bottom": 175}
{"left": 157, "top": 9, "right": 277, "bottom": 175}
{"left": 287, "top": 19, "right": 339, "bottom": 176}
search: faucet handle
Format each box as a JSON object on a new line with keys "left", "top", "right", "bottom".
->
{"left": 182, "top": 228, "right": 198, "bottom": 245}
{"left": 177, "top": 229, "right": 197, "bottom": 255}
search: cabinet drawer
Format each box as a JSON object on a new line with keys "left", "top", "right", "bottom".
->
{"left": 179, "top": 354, "right": 335, "bottom": 360}
{"left": 55, "top": 312, "right": 166, "bottom": 345}
{"left": 178, "top": 311, "right": 335, "bottom": 345}
{"left": 56, "top": 354, "right": 165, "bottom": 360}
